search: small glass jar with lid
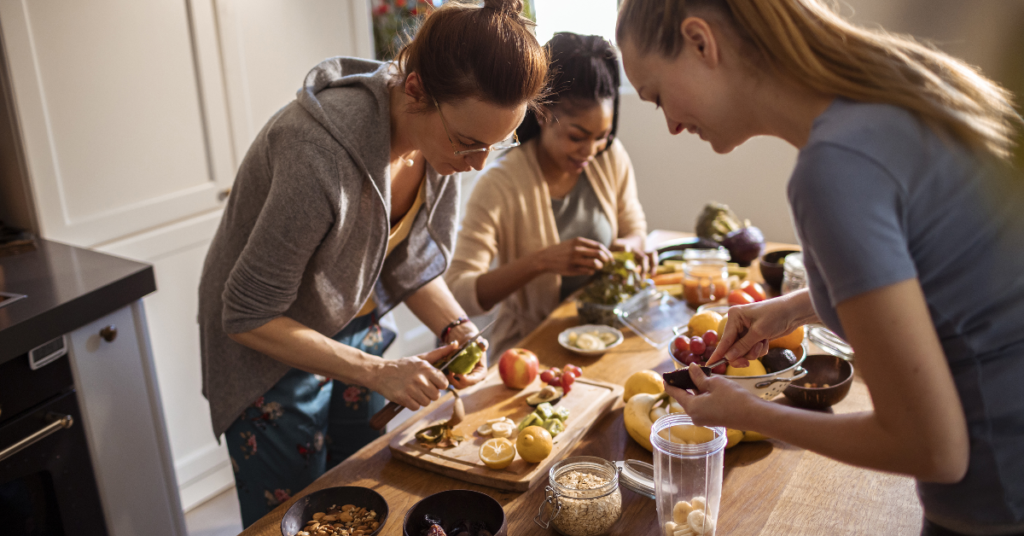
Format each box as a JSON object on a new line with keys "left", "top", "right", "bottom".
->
{"left": 682, "top": 259, "right": 729, "bottom": 308}
{"left": 781, "top": 252, "right": 807, "bottom": 295}
{"left": 535, "top": 457, "right": 622, "bottom": 536}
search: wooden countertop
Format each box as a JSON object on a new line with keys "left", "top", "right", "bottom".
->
{"left": 241, "top": 232, "right": 923, "bottom": 536}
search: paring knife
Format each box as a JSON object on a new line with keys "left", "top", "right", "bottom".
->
{"left": 368, "top": 319, "right": 496, "bottom": 431}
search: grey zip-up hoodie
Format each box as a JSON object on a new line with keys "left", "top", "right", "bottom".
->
{"left": 198, "top": 58, "right": 459, "bottom": 437}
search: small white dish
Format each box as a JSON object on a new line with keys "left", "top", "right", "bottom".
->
{"left": 558, "top": 324, "right": 624, "bottom": 356}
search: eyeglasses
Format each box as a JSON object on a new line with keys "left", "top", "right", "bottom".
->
{"left": 432, "top": 96, "right": 520, "bottom": 156}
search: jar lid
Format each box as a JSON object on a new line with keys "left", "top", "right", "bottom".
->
{"left": 682, "top": 247, "right": 730, "bottom": 261}
{"left": 615, "top": 460, "right": 655, "bottom": 499}
{"left": 783, "top": 252, "right": 805, "bottom": 273}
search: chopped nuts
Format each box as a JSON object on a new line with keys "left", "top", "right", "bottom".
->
{"left": 297, "top": 503, "right": 379, "bottom": 536}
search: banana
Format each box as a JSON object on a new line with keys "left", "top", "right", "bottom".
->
{"left": 742, "top": 430, "right": 770, "bottom": 442}
{"left": 623, "top": 392, "right": 667, "bottom": 452}
{"left": 649, "top": 404, "right": 669, "bottom": 423}
{"left": 623, "top": 392, "right": 767, "bottom": 451}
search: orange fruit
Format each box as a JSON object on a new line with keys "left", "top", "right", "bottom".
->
{"left": 479, "top": 438, "right": 516, "bottom": 470}
{"left": 769, "top": 325, "right": 805, "bottom": 352}
{"left": 516, "top": 426, "right": 553, "bottom": 463}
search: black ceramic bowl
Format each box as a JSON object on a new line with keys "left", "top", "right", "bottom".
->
{"left": 281, "top": 486, "right": 389, "bottom": 536}
{"left": 403, "top": 489, "right": 507, "bottom": 536}
{"left": 759, "top": 249, "right": 800, "bottom": 291}
{"left": 783, "top": 354, "right": 854, "bottom": 410}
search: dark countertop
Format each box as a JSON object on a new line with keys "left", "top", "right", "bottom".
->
{"left": 0, "top": 239, "right": 156, "bottom": 365}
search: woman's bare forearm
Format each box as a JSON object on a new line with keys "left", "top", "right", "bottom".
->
{"left": 474, "top": 253, "right": 545, "bottom": 312}
{"left": 778, "top": 288, "right": 821, "bottom": 329}
{"left": 228, "top": 316, "right": 379, "bottom": 385}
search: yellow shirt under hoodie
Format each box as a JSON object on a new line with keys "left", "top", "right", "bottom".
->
{"left": 357, "top": 177, "right": 427, "bottom": 317}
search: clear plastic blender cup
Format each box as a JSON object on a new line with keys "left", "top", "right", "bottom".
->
{"left": 651, "top": 413, "right": 727, "bottom": 536}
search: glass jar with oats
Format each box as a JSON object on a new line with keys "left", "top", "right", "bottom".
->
{"left": 534, "top": 457, "right": 622, "bottom": 536}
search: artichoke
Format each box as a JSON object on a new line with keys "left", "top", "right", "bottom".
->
{"left": 695, "top": 202, "right": 744, "bottom": 243}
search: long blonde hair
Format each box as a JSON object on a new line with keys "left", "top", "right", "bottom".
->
{"left": 616, "top": 0, "right": 1024, "bottom": 160}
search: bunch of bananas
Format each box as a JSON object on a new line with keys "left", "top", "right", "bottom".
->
{"left": 621, "top": 372, "right": 768, "bottom": 452}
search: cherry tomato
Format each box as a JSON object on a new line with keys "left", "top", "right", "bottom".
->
{"left": 673, "top": 336, "right": 690, "bottom": 356}
{"left": 702, "top": 330, "right": 719, "bottom": 346}
{"left": 728, "top": 289, "right": 756, "bottom": 306}
{"left": 740, "top": 281, "right": 767, "bottom": 302}
{"left": 690, "top": 336, "right": 706, "bottom": 357}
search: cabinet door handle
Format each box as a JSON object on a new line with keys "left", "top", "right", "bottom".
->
{"left": 100, "top": 325, "right": 118, "bottom": 342}
{"left": 218, "top": 188, "right": 231, "bottom": 201}
{"left": 0, "top": 413, "right": 74, "bottom": 463}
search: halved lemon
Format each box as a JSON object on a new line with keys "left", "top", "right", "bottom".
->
{"left": 479, "top": 438, "right": 516, "bottom": 470}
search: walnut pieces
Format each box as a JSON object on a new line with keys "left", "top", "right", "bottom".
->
{"left": 294, "top": 504, "right": 380, "bottom": 536}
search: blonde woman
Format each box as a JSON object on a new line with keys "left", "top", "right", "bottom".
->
{"left": 616, "top": 1, "right": 1024, "bottom": 534}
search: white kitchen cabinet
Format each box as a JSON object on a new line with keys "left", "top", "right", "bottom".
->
{"left": 214, "top": 0, "right": 373, "bottom": 158}
{"left": 66, "top": 301, "right": 187, "bottom": 536}
{"left": 0, "top": 0, "right": 235, "bottom": 248}
{"left": 96, "top": 209, "right": 231, "bottom": 512}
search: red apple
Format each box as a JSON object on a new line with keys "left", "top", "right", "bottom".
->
{"left": 498, "top": 348, "right": 539, "bottom": 390}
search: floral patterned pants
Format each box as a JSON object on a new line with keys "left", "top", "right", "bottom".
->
{"left": 226, "top": 314, "right": 395, "bottom": 527}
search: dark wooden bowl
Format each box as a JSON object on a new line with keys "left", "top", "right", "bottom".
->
{"left": 281, "top": 486, "right": 388, "bottom": 536}
{"left": 783, "top": 354, "right": 854, "bottom": 410}
{"left": 759, "top": 249, "right": 800, "bottom": 291}
{"left": 403, "top": 489, "right": 507, "bottom": 536}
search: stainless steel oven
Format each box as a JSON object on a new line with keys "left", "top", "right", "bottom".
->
{"left": 0, "top": 349, "right": 108, "bottom": 535}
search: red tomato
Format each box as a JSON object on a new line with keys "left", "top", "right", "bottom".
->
{"left": 728, "top": 289, "right": 756, "bottom": 306}
{"left": 740, "top": 281, "right": 767, "bottom": 302}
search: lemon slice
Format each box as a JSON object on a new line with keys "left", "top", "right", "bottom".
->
{"left": 479, "top": 438, "right": 516, "bottom": 470}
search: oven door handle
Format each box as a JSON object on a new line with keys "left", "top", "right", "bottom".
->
{"left": 0, "top": 413, "right": 74, "bottom": 463}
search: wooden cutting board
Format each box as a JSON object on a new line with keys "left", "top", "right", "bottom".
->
{"left": 389, "top": 372, "right": 623, "bottom": 491}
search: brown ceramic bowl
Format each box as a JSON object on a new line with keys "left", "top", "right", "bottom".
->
{"left": 783, "top": 354, "right": 854, "bottom": 410}
{"left": 403, "top": 489, "right": 507, "bottom": 536}
{"left": 281, "top": 486, "right": 388, "bottom": 536}
{"left": 759, "top": 249, "right": 800, "bottom": 292}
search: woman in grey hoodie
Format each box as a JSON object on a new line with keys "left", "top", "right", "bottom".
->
{"left": 198, "top": 0, "right": 548, "bottom": 524}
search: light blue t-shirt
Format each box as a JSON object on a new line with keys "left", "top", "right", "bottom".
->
{"left": 788, "top": 98, "right": 1024, "bottom": 530}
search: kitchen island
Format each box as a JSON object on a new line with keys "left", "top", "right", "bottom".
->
{"left": 241, "top": 232, "right": 923, "bottom": 536}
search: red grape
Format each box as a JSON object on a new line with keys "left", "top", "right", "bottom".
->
{"left": 711, "top": 362, "right": 727, "bottom": 375}
{"left": 702, "top": 330, "right": 719, "bottom": 346}
{"left": 560, "top": 372, "right": 575, "bottom": 392}
{"left": 673, "top": 336, "right": 690, "bottom": 356}
{"left": 690, "top": 337, "right": 706, "bottom": 357}
{"left": 564, "top": 364, "right": 583, "bottom": 378}
{"left": 540, "top": 370, "right": 555, "bottom": 384}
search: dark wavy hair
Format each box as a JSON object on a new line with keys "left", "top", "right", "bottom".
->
{"left": 516, "top": 32, "right": 621, "bottom": 153}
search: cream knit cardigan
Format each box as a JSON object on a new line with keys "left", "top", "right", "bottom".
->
{"left": 446, "top": 138, "right": 647, "bottom": 355}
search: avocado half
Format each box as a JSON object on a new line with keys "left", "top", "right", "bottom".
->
{"left": 526, "top": 386, "right": 564, "bottom": 407}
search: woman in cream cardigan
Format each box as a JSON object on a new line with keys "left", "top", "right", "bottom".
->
{"left": 446, "top": 33, "right": 648, "bottom": 357}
